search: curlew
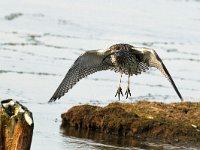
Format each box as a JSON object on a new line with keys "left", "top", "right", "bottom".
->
{"left": 49, "top": 43, "right": 183, "bottom": 102}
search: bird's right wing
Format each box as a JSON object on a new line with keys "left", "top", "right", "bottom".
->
{"left": 133, "top": 47, "right": 183, "bottom": 101}
{"left": 146, "top": 49, "right": 184, "bottom": 101}
{"left": 49, "top": 49, "right": 111, "bottom": 102}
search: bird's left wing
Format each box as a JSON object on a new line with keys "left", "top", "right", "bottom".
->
{"left": 49, "top": 49, "right": 111, "bottom": 102}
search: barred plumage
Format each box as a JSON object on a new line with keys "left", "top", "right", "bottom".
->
{"left": 49, "top": 43, "right": 183, "bottom": 102}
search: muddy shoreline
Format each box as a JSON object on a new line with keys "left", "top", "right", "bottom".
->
{"left": 61, "top": 101, "right": 200, "bottom": 148}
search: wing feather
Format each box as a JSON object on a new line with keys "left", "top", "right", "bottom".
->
{"left": 132, "top": 47, "right": 183, "bottom": 101}
{"left": 49, "top": 50, "right": 110, "bottom": 102}
{"left": 147, "top": 50, "right": 184, "bottom": 101}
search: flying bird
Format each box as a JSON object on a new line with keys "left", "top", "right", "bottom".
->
{"left": 49, "top": 43, "right": 183, "bottom": 102}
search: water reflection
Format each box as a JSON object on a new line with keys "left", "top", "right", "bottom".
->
{"left": 60, "top": 126, "right": 150, "bottom": 150}
{"left": 64, "top": 126, "right": 198, "bottom": 150}
{"left": 61, "top": 126, "right": 194, "bottom": 150}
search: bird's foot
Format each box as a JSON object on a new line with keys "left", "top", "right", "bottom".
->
{"left": 115, "top": 86, "right": 123, "bottom": 100}
{"left": 125, "top": 87, "right": 131, "bottom": 99}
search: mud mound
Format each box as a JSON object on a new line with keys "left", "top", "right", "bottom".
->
{"left": 61, "top": 101, "right": 200, "bottom": 147}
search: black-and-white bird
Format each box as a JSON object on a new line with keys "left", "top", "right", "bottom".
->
{"left": 49, "top": 43, "right": 183, "bottom": 102}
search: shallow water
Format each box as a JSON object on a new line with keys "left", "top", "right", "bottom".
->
{"left": 0, "top": 0, "right": 200, "bottom": 149}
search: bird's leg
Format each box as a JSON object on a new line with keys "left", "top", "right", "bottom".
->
{"left": 115, "top": 74, "right": 123, "bottom": 100}
{"left": 125, "top": 75, "right": 131, "bottom": 99}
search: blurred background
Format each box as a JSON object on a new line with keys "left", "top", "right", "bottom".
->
{"left": 0, "top": 0, "right": 199, "bottom": 149}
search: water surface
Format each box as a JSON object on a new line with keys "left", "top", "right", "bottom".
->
{"left": 0, "top": 0, "right": 200, "bottom": 149}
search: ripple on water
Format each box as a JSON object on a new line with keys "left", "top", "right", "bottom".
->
{"left": 4, "top": 12, "right": 23, "bottom": 21}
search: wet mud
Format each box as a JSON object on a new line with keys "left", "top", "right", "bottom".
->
{"left": 61, "top": 101, "right": 200, "bottom": 148}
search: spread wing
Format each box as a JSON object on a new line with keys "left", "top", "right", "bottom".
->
{"left": 49, "top": 49, "right": 111, "bottom": 102}
{"left": 133, "top": 47, "right": 183, "bottom": 101}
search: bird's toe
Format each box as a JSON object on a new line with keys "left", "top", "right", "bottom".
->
{"left": 125, "top": 87, "right": 131, "bottom": 99}
{"left": 115, "top": 87, "right": 123, "bottom": 100}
